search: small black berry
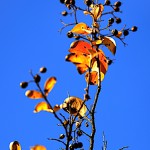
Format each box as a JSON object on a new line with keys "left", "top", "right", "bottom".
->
{"left": 115, "top": 18, "right": 121, "bottom": 24}
{"left": 77, "top": 142, "right": 83, "bottom": 148}
{"left": 77, "top": 130, "right": 82, "bottom": 136}
{"left": 60, "top": 0, "right": 65, "bottom": 4}
{"left": 65, "top": 0, "right": 70, "bottom": 4}
{"left": 39, "top": 67, "right": 47, "bottom": 73}
{"left": 84, "top": 0, "right": 92, "bottom": 6}
{"left": 108, "top": 18, "right": 114, "bottom": 24}
{"left": 111, "top": 29, "right": 118, "bottom": 36}
{"left": 34, "top": 74, "right": 41, "bottom": 83}
{"left": 61, "top": 11, "right": 68, "bottom": 16}
{"left": 123, "top": 30, "right": 129, "bottom": 36}
{"left": 59, "top": 134, "right": 65, "bottom": 139}
{"left": 69, "top": 144, "right": 74, "bottom": 150}
{"left": 131, "top": 26, "right": 138, "bottom": 32}
{"left": 20, "top": 82, "right": 28, "bottom": 88}
{"left": 114, "top": 6, "right": 120, "bottom": 12}
{"left": 67, "top": 31, "right": 74, "bottom": 38}
{"left": 114, "top": 1, "right": 122, "bottom": 7}
{"left": 104, "top": 0, "right": 111, "bottom": 5}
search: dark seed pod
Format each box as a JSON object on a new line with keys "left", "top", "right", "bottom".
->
{"left": 61, "top": 11, "right": 68, "bottom": 16}
{"left": 34, "top": 74, "right": 41, "bottom": 83}
{"left": 104, "top": 0, "right": 111, "bottom": 5}
{"left": 84, "top": 0, "right": 92, "bottom": 6}
{"left": 59, "top": 134, "right": 65, "bottom": 139}
{"left": 60, "top": 0, "right": 65, "bottom": 4}
{"left": 108, "top": 18, "right": 114, "bottom": 24}
{"left": 115, "top": 18, "right": 121, "bottom": 24}
{"left": 39, "top": 67, "right": 47, "bottom": 73}
{"left": 111, "top": 29, "right": 118, "bottom": 36}
{"left": 123, "top": 30, "right": 129, "bottom": 36}
{"left": 20, "top": 82, "right": 28, "bottom": 88}
{"left": 114, "top": 1, "right": 122, "bottom": 7}
{"left": 131, "top": 26, "right": 138, "bottom": 32}
{"left": 69, "top": 144, "right": 74, "bottom": 150}
{"left": 77, "top": 142, "right": 83, "bottom": 148}
{"left": 67, "top": 31, "right": 74, "bottom": 38}
{"left": 77, "top": 130, "right": 82, "bottom": 136}
{"left": 114, "top": 6, "right": 120, "bottom": 12}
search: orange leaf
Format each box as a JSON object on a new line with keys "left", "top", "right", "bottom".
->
{"left": 102, "top": 36, "right": 116, "bottom": 55}
{"left": 9, "top": 141, "right": 21, "bottom": 150}
{"left": 69, "top": 40, "right": 96, "bottom": 54}
{"left": 71, "top": 22, "right": 92, "bottom": 35}
{"left": 25, "top": 90, "right": 43, "bottom": 99}
{"left": 34, "top": 101, "right": 53, "bottom": 113}
{"left": 60, "top": 96, "right": 87, "bottom": 117}
{"left": 85, "top": 71, "right": 105, "bottom": 85}
{"left": 75, "top": 63, "right": 89, "bottom": 74}
{"left": 44, "top": 77, "right": 56, "bottom": 96}
{"left": 30, "top": 145, "right": 46, "bottom": 150}
{"left": 65, "top": 53, "right": 90, "bottom": 66}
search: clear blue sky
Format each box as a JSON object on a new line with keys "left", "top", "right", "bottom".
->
{"left": 0, "top": 0, "right": 149, "bottom": 149}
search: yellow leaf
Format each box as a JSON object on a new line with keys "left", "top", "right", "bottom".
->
{"left": 44, "top": 77, "right": 57, "bottom": 96}
{"left": 34, "top": 101, "right": 53, "bottom": 113}
{"left": 102, "top": 36, "right": 116, "bottom": 55}
{"left": 30, "top": 145, "right": 47, "bottom": 150}
{"left": 61, "top": 96, "right": 87, "bottom": 117}
{"left": 25, "top": 90, "right": 43, "bottom": 99}
{"left": 9, "top": 141, "right": 21, "bottom": 150}
{"left": 71, "top": 22, "right": 92, "bottom": 35}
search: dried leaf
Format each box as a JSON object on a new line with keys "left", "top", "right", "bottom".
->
{"left": 90, "top": 4, "right": 104, "bottom": 20}
{"left": 61, "top": 96, "right": 87, "bottom": 117}
{"left": 9, "top": 141, "right": 21, "bottom": 150}
{"left": 44, "top": 77, "right": 57, "bottom": 96}
{"left": 25, "top": 90, "right": 43, "bottom": 99}
{"left": 30, "top": 145, "right": 47, "bottom": 150}
{"left": 71, "top": 22, "right": 92, "bottom": 35}
{"left": 34, "top": 101, "right": 53, "bottom": 113}
{"left": 85, "top": 71, "right": 105, "bottom": 85}
{"left": 102, "top": 36, "right": 116, "bottom": 55}
{"left": 92, "top": 39, "right": 102, "bottom": 46}
{"left": 69, "top": 40, "right": 96, "bottom": 54}
{"left": 53, "top": 105, "right": 61, "bottom": 112}
{"left": 75, "top": 63, "right": 89, "bottom": 74}
{"left": 116, "top": 31, "right": 122, "bottom": 38}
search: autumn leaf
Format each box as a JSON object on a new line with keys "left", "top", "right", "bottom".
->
{"left": 34, "top": 101, "right": 53, "bottom": 113}
{"left": 85, "top": 71, "right": 105, "bottom": 85}
{"left": 90, "top": 4, "right": 104, "bottom": 20}
{"left": 60, "top": 96, "right": 87, "bottom": 117}
{"left": 30, "top": 145, "right": 47, "bottom": 150}
{"left": 25, "top": 90, "right": 43, "bottom": 99}
{"left": 102, "top": 36, "right": 116, "bottom": 55}
{"left": 69, "top": 40, "right": 96, "bottom": 54}
{"left": 44, "top": 77, "right": 57, "bottom": 96}
{"left": 9, "top": 141, "right": 21, "bottom": 150}
{"left": 71, "top": 22, "right": 92, "bottom": 35}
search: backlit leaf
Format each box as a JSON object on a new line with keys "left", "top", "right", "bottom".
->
{"left": 9, "top": 141, "right": 21, "bottom": 150}
{"left": 44, "top": 77, "right": 57, "bottom": 96}
{"left": 25, "top": 90, "right": 43, "bottom": 99}
{"left": 85, "top": 71, "right": 105, "bottom": 85}
{"left": 71, "top": 22, "right": 92, "bottom": 35}
{"left": 30, "top": 145, "right": 46, "bottom": 150}
{"left": 34, "top": 101, "right": 53, "bottom": 113}
{"left": 102, "top": 36, "right": 116, "bottom": 55}
{"left": 69, "top": 40, "right": 96, "bottom": 55}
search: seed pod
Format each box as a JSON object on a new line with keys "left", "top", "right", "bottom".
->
{"left": 34, "top": 74, "right": 41, "bottom": 83}
{"left": 39, "top": 67, "right": 47, "bottom": 73}
{"left": 123, "top": 30, "right": 129, "bottom": 36}
{"left": 67, "top": 31, "right": 74, "bottom": 38}
{"left": 59, "top": 134, "right": 65, "bottom": 139}
{"left": 131, "top": 26, "right": 138, "bottom": 32}
{"left": 20, "top": 82, "right": 28, "bottom": 88}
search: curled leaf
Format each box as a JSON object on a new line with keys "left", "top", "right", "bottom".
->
{"left": 102, "top": 36, "right": 116, "bottom": 55}
{"left": 9, "top": 141, "right": 21, "bottom": 150}
{"left": 30, "top": 145, "right": 47, "bottom": 150}
{"left": 44, "top": 77, "right": 57, "bottom": 96}
{"left": 25, "top": 90, "right": 43, "bottom": 99}
{"left": 71, "top": 22, "right": 92, "bottom": 35}
{"left": 91, "top": 4, "right": 104, "bottom": 20}
{"left": 60, "top": 96, "right": 87, "bottom": 117}
{"left": 34, "top": 101, "right": 53, "bottom": 113}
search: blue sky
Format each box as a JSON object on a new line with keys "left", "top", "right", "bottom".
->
{"left": 0, "top": 0, "right": 149, "bottom": 149}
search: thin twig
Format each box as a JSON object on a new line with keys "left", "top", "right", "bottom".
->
{"left": 47, "top": 138, "right": 66, "bottom": 146}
